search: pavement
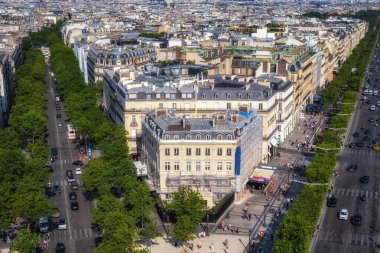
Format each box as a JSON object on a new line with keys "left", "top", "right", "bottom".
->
{"left": 311, "top": 40, "right": 380, "bottom": 253}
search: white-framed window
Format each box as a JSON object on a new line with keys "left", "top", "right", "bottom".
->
{"left": 205, "top": 161, "right": 210, "bottom": 171}
{"left": 174, "top": 134, "right": 179, "bottom": 140}
{"left": 196, "top": 161, "right": 201, "bottom": 172}
{"left": 216, "top": 161, "right": 223, "bottom": 171}
{"left": 217, "top": 134, "right": 223, "bottom": 140}
{"left": 206, "top": 134, "right": 211, "bottom": 140}
{"left": 165, "top": 93, "right": 170, "bottom": 99}
{"left": 196, "top": 134, "right": 202, "bottom": 140}
{"left": 227, "top": 135, "right": 233, "bottom": 140}
{"left": 174, "top": 161, "right": 180, "bottom": 171}
{"left": 186, "top": 161, "right": 192, "bottom": 172}
{"left": 165, "top": 148, "right": 170, "bottom": 156}
{"left": 165, "top": 135, "right": 170, "bottom": 140}
{"left": 164, "top": 162, "right": 170, "bottom": 171}
{"left": 226, "top": 148, "right": 232, "bottom": 156}
{"left": 174, "top": 148, "right": 179, "bottom": 156}
{"left": 226, "top": 161, "right": 232, "bottom": 171}
{"left": 156, "top": 93, "right": 161, "bottom": 99}
{"left": 186, "top": 134, "right": 192, "bottom": 140}
{"left": 217, "top": 148, "right": 222, "bottom": 156}
{"left": 196, "top": 148, "right": 201, "bottom": 156}
{"left": 205, "top": 148, "right": 210, "bottom": 156}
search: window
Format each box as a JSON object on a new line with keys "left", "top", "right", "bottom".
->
{"left": 278, "top": 125, "right": 282, "bottom": 131}
{"left": 227, "top": 93, "right": 231, "bottom": 99}
{"left": 226, "top": 148, "right": 232, "bottom": 156}
{"left": 165, "top": 148, "right": 170, "bottom": 156}
{"left": 146, "top": 94, "right": 151, "bottom": 99}
{"left": 259, "top": 103, "right": 263, "bottom": 111}
{"left": 205, "top": 148, "right": 210, "bottom": 156}
{"left": 217, "top": 134, "right": 223, "bottom": 140}
{"left": 196, "top": 148, "right": 201, "bottom": 156}
{"left": 172, "top": 103, "right": 177, "bottom": 109}
{"left": 164, "top": 135, "right": 170, "bottom": 140}
{"left": 174, "top": 134, "right": 179, "bottom": 140}
{"left": 227, "top": 135, "right": 233, "bottom": 140}
{"left": 131, "top": 115, "right": 136, "bottom": 123}
{"left": 217, "top": 161, "right": 223, "bottom": 171}
{"left": 174, "top": 161, "right": 180, "bottom": 171}
{"left": 164, "top": 162, "right": 170, "bottom": 171}
{"left": 248, "top": 94, "right": 252, "bottom": 99}
{"left": 214, "top": 93, "right": 218, "bottom": 99}
{"left": 227, "top": 102, "right": 231, "bottom": 109}
{"left": 165, "top": 93, "right": 170, "bottom": 99}
{"left": 186, "top": 161, "right": 191, "bottom": 172}
{"left": 205, "top": 162, "right": 210, "bottom": 171}
{"left": 196, "top": 134, "right": 201, "bottom": 140}
{"left": 174, "top": 148, "right": 179, "bottom": 156}
{"left": 226, "top": 161, "right": 232, "bottom": 171}
{"left": 170, "top": 94, "right": 176, "bottom": 99}
{"left": 186, "top": 148, "right": 191, "bottom": 156}
{"left": 196, "top": 161, "right": 201, "bottom": 172}
{"left": 279, "top": 103, "right": 282, "bottom": 110}
{"left": 156, "top": 94, "right": 161, "bottom": 99}
{"left": 206, "top": 134, "right": 211, "bottom": 140}
{"left": 186, "top": 134, "right": 192, "bottom": 140}
{"left": 159, "top": 103, "right": 163, "bottom": 108}
{"left": 238, "top": 93, "right": 242, "bottom": 99}
{"left": 217, "top": 148, "right": 222, "bottom": 156}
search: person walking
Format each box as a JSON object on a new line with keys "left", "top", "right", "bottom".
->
{"left": 210, "top": 243, "right": 215, "bottom": 253}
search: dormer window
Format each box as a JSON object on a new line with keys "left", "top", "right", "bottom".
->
{"left": 227, "top": 93, "right": 231, "bottom": 99}
{"left": 174, "top": 134, "right": 179, "bottom": 140}
{"left": 186, "top": 134, "right": 192, "bottom": 140}
{"left": 206, "top": 134, "right": 211, "bottom": 140}
{"left": 196, "top": 134, "right": 201, "bottom": 140}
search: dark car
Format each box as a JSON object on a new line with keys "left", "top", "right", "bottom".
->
{"left": 356, "top": 142, "right": 364, "bottom": 147}
{"left": 69, "top": 192, "right": 77, "bottom": 200}
{"left": 51, "top": 148, "right": 58, "bottom": 155}
{"left": 53, "top": 185, "right": 61, "bottom": 195}
{"left": 348, "top": 143, "right": 356, "bottom": 148}
{"left": 346, "top": 164, "right": 358, "bottom": 172}
{"left": 55, "top": 101, "right": 59, "bottom": 105}
{"left": 56, "top": 106, "right": 60, "bottom": 110}
{"left": 56, "top": 114, "right": 61, "bottom": 118}
{"left": 56, "top": 242, "right": 65, "bottom": 253}
{"left": 66, "top": 170, "right": 73, "bottom": 177}
{"left": 364, "top": 129, "right": 371, "bottom": 135}
{"left": 360, "top": 176, "right": 369, "bottom": 184}
{"left": 71, "top": 181, "right": 79, "bottom": 190}
{"left": 363, "top": 136, "right": 371, "bottom": 141}
{"left": 353, "top": 132, "right": 360, "bottom": 137}
{"left": 327, "top": 195, "right": 337, "bottom": 207}
{"left": 72, "top": 160, "right": 83, "bottom": 166}
{"left": 369, "top": 118, "right": 375, "bottom": 122}
{"left": 45, "top": 165, "right": 53, "bottom": 172}
{"left": 377, "top": 118, "right": 380, "bottom": 122}
{"left": 70, "top": 201, "right": 79, "bottom": 210}
{"left": 373, "top": 139, "right": 379, "bottom": 144}
{"left": 350, "top": 214, "right": 362, "bottom": 225}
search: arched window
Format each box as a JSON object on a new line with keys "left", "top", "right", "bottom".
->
{"left": 174, "top": 134, "right": 179, "bottom": 140}
{"left": 186, "top": 134, "right": 192, "bottom": 140}
{"left": 206, "top": 134, "right": 211, "bottom": 140}
{"left": 217, "top": 134, "right": 223, "bottom": 140}
{"left": 165, "top": 135, "right": 170, "bottom": 140}
{"left": 227, "top": 135, "right": 233, "bottom": 140}
{"left": 196, "top": 134, "right": 202, "bottom": 140}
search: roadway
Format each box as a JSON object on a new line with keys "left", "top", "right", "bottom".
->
{"left": 44, "top": 60, "right": 95, "bottom": 253}
{"left": 312, "top": 41, "right": 380, "bottom": 252}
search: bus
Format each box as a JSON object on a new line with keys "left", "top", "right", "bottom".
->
{"left": 67, "top": 124, "right": 76, "bottom": 140}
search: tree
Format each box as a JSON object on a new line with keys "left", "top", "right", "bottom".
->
{"left": 82, "top": 159, "right": 112, "bottom": 192}
{"left": 168, "top": 186, "right": 206, "bottom": 243}
{"left": 11, "top": 229, "right": 39, "bottom": 253}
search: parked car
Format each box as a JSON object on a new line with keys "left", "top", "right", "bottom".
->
{"left": 56, "top": 242, "right": 65, "bottom": 253}
{"left": 67, "top": 174, "right": 75, "bottom": 183}
{"left": 75, "top": 168, "right": 82, "bottom": 175}
{"left": 39, "top": 216, "right": 49, "bottom": 233}
{"left": 356, "top": 142, "right": 364, "bottom": 147}
{"left": 52, "top": 208, "right": 60, "bottom": 218}
{"left": 72, "top": 160, "right": 83, "bottom": 166}
{"left": 346, "top": 164, "right": 358, "bottom": 172}
{"left": 360, "top": 176, "right": 369, "bottom": 184}
{"left": 371, "top": 105, "right": 376, "bottom": 111}
{"left": 53, "top": 185, "right": 61, "bottom": 195}
{"left": 339, "top": 208, "right": 349, "bottom": 220}
{"left": 45, "top": 165, "right": 53, "bottom": 172}
{"left": 327, "top": 195, "right": 337, "bottom": 207}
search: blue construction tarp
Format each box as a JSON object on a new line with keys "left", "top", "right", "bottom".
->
{"left": 234, "top": 146, "right": 241, "bottom": 176}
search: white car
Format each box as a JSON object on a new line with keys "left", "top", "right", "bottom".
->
{"left": 375, "top": 90, "right": 379, "bottom": 96}
{"left": 339, "top": 208, "right": 349, "bottom": 220}
{"left": 75, "top": 168, "right": 82, "bottom": 175}
{"left": 371, "top": 105, "right": 376, "bottom": 111}
{"left": 58, "top": 218, "right": 67, "bottom": 230}
{"left": 58, "top": 122, "right": 62, "bottom": 127}
{"left": 377, "top": 101, "right": 380, "bottom": 106}
{"left": 369, "top": 90, "right": 373, "bottom": 96}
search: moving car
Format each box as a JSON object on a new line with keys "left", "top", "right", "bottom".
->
{"left": 56, "top": 242, "right": 65, "bottom": 253}
{"left": 350, "top": 214, "right": 362, "bottom": 226}
{"left": 339, "top": 208, "right": 349, "bottom": 220}
{"left": 53, "top": 185, "right": 61, "bottom": 195}
{"left": 75, "top": 168, "right": 82, "bottom": 175}
{"left": 58, "top": 123, "right": 62, "bottom": 127}
{"left": 56, "top": 106, "right": 60, "bottom": 110}
{"left": 327, "top": 195, "right": 337, "bottom": 207}
{"left": 69, "top": 192, "right": 77, "bottom": 200}
{"left": 353, "top": 132, "right": 359, "bottom": 137}
{"left": 71, "top": 201, "right": 79, "bottom": 210}
{"left": 71, "top": 181, "right": 79, "bottom": 190}
{"left": 58, "top": 218, "right": 67, "bottom": 230}
{"left": 356, "top": 142, "right": 364, "bottom": 147}
{"left": 370, "top": 105, "right": 376, "bottom": 111}
{"left": 346, "top": 164, "right": 358, "bottom": 172}
{"left": 67, "top": 174, "right": 75, "bottom": 183}
{"left": 56, "top": 114, "right": 61, "bottom": 118}
{"left": 374, "top": 144, "right": 380, "bottom": 151}
{"left": 360, "top": 176, "right": 369, "bottom": 184}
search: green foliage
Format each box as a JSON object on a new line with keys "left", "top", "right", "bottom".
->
{"left": 139, "top": 32, "right": 164, "bottom": 39}
{"left": 274, "top": 10, "right": 380, "bottom": 252}
{"left": 11, "top": 229, "right": 39, "bottom": 253}
{"left": 168, "top": 186, "right": 206, "bottom": 243}
{"left": 302, "top": 11, "right": 330, "bottom": 19}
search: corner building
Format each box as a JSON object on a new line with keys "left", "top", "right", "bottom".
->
{"left": 141, "top": 110, "right": 263, "bottom": 207}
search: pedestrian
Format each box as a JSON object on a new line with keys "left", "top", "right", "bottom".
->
{"left": 189, "top": 243, "right": 194, "bottom": 251}
{"left": 197, "top": 241, "right": 202, "bottom": 249}
{"left": 210, "top": 243, "right": 215, "bottom": 252}
{"left": 248, "top": 213, "right": 252, "bottom": 221}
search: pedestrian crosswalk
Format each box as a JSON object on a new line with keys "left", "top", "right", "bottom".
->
{"left": 341, "top": 147, "right": 379, "bottom": 155}
{"left": 319, "top": 231, "right": 380, "bottom": 248}
{"left": 50, "top": 227, "right": 95, "bottom": 241}
{"left": 51, "top": 179, "right": 80, "bottom": 186}
{"left": 333, "top": 187, "right": 379, "bottom": 199}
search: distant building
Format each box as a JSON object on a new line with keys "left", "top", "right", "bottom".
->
{"left": 141, "top": 109, "right": 263, "bottom": 206}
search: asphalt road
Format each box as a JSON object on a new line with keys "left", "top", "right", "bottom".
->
{"left": 44, "top": 61, "right": 95, "bottom": 253}
{"left": 313, "top": 43, "right": 380, "bottom": 252}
